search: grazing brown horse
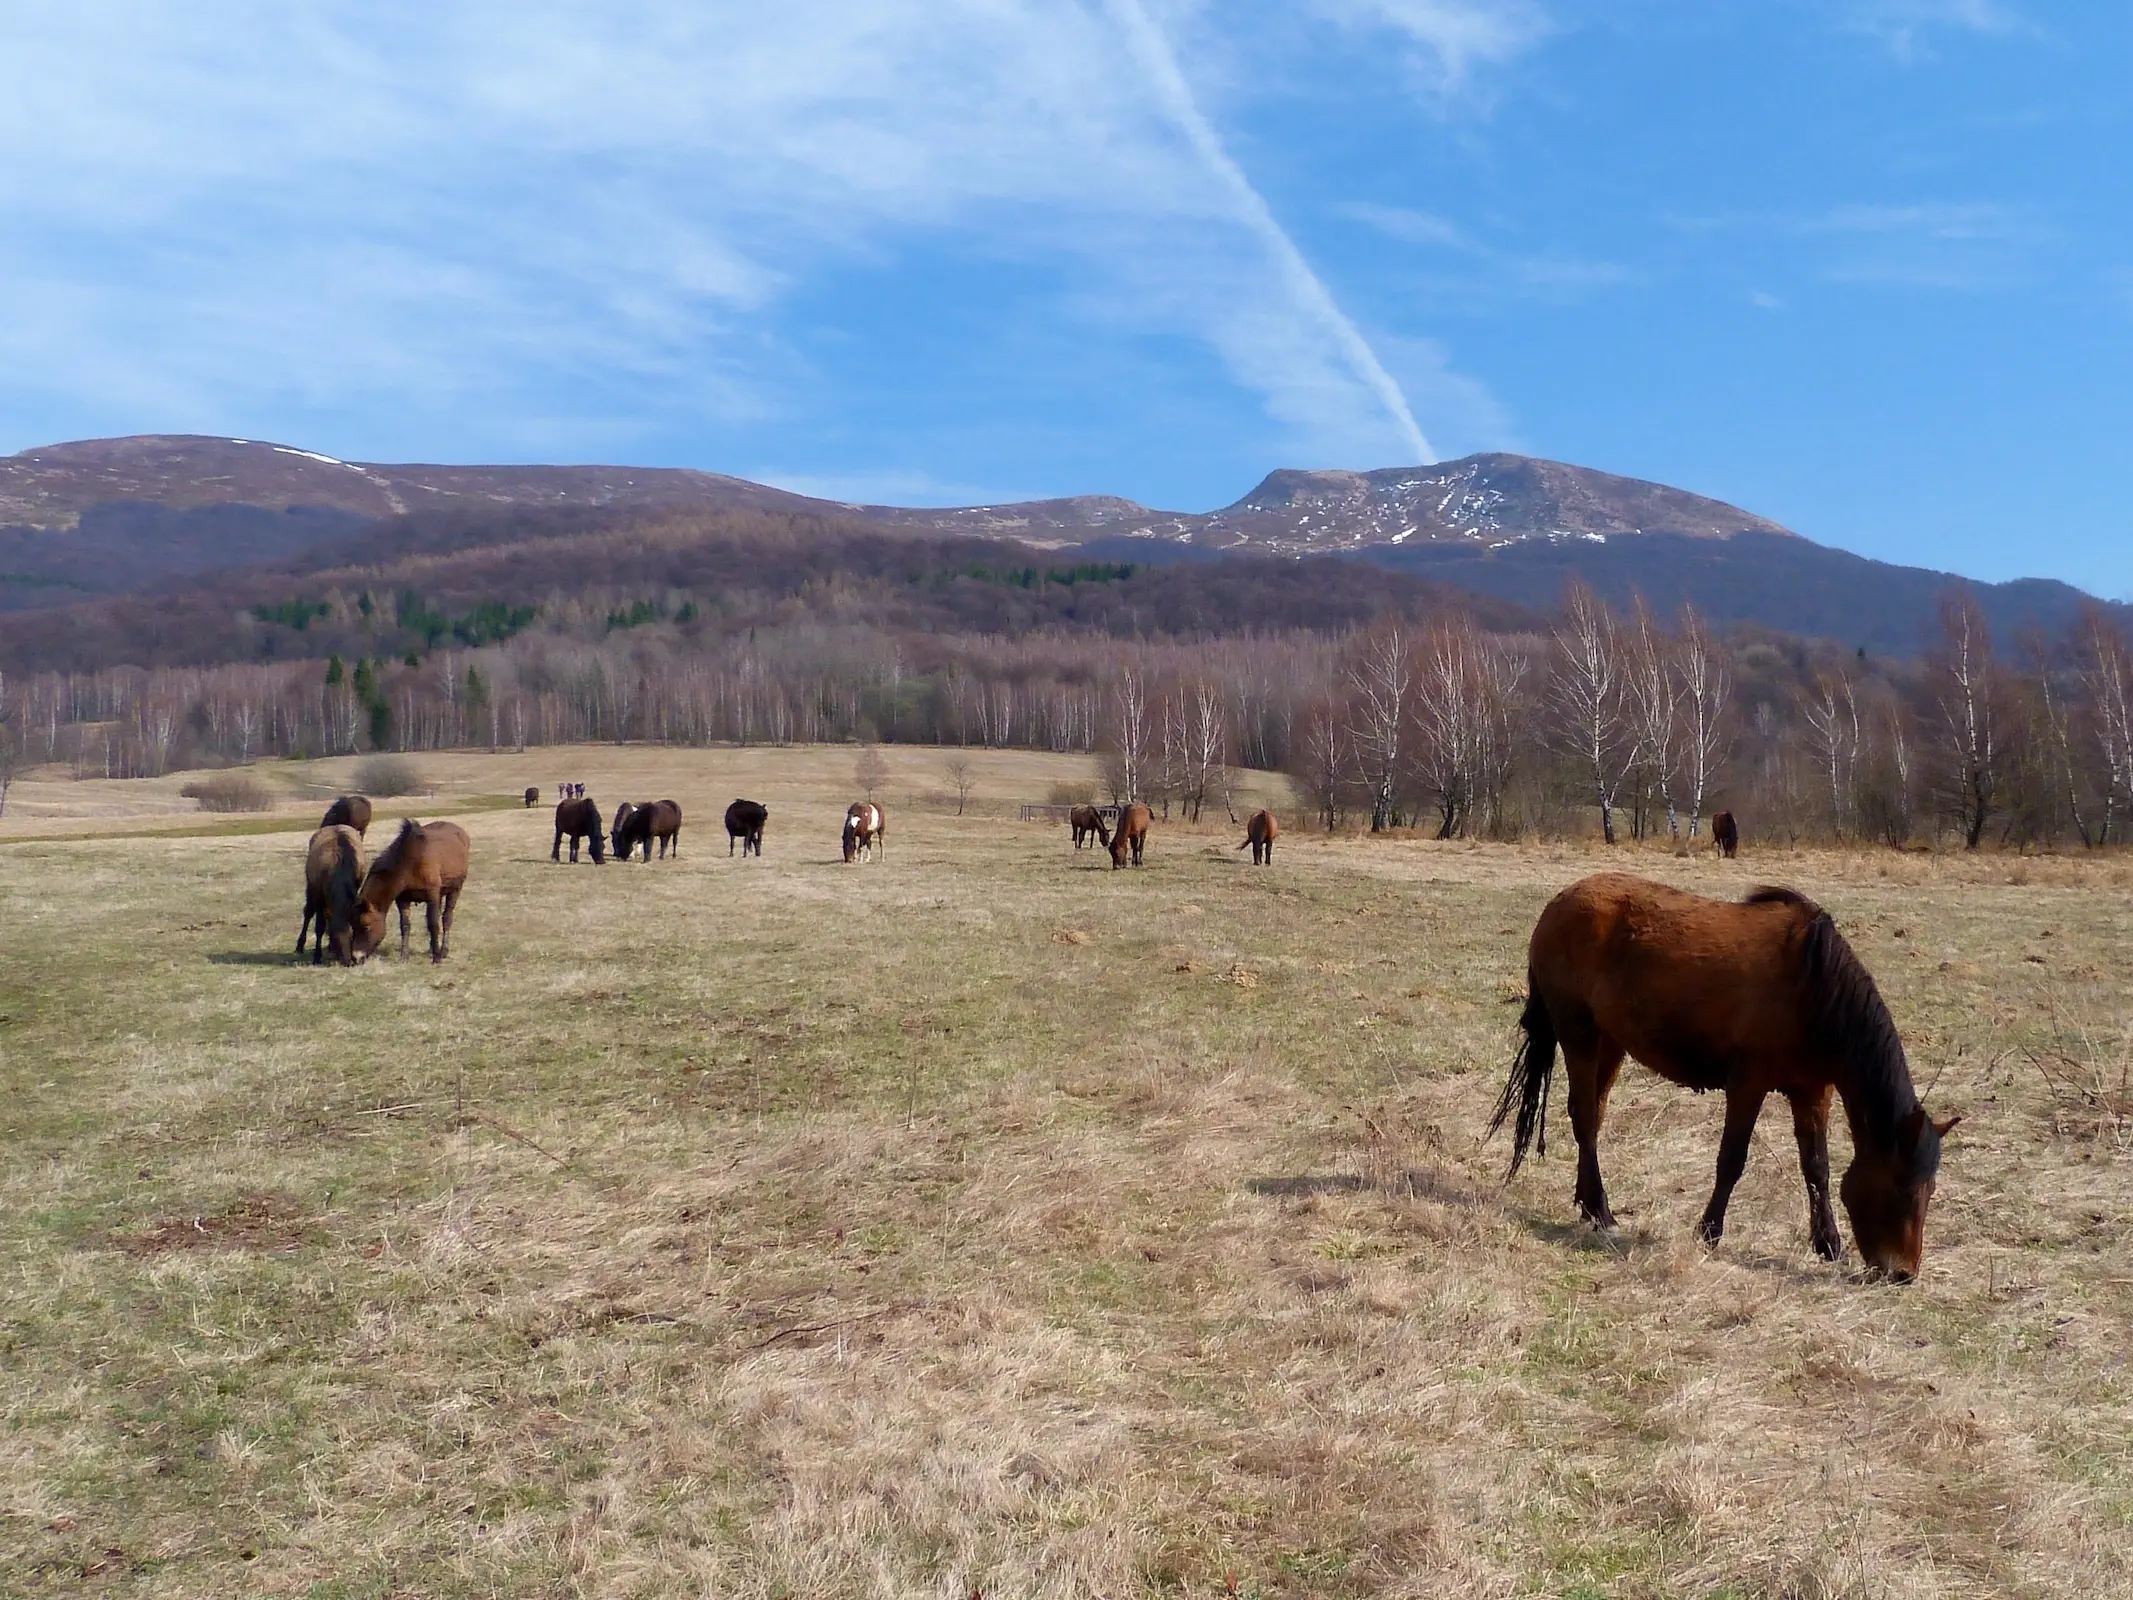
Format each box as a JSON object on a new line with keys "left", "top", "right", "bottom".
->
{"left": 297, "top": 824, "right": 367, "bottom": 966}
{"left": 552, "top": 797, "right": 606, "bottom": 863}
{"left": 615, "top": 798, "right": 683, "bottom": 861}
{"left": 349, "top": 819, "right": 470, "bottom": 963}
{"left": 1712, "top": 810, "right": 1740, "bottom": 859}
{"left": 523, "top": 786, "right": 540, "bottom": 808}
{"left": 1069, "top": 804, "right": 1105, "bottom": 850}
{"left": 1237, "top": 809, "right": 1278, "bottom": 865}
{"left": 320, "top": 794, "right": 372, "bottom": 836}
{"left": 725, "top": 799, "right": 768, "bottom": 856}
{"left": 842, "top": 801, "right": 883, "bottom": 862}
{"left": 1105, "top": 803, "right": 1152, "bottom": 869}
{"left": 1490, "top": 873, "right": 1958, "bottom": 1280}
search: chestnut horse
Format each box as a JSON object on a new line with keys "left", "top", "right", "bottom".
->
{"left": 725, "top": 799, "right": 768, "bottom": 857}
{"left": 1069, "top": 804, "right": 1105, "bottom": 850}
{"left": 553, "top": 797, "right": 606, "bottom": 863}
{"left": 615, "top": 799, "right": 682, "bottom": 860}
{"left": 1104, "top": 803, "right": 1151, "bottom": 869}
{"left": 349, "top": 819, "right": 470, "bottom": 963}
{"left": 1237, "top": 809, "right": 1278, "bottom": 865}
{"left": 1712, "top": 810, "right": 1739, "bottom": 859}
{"left": 297, "top": 824, "right": 366, "bottom": 966}
{"left": 320, "top": 794, "right": 372, "bottom": 837}
{"left": 1490, "top": 873, "right": 1957, "bottom": 1280}
{"left": 842, "top": 801, "right": 883, "bottom": 862}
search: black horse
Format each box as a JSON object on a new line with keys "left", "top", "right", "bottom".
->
{"left": 553, "top": 797, "right": 606, "bottom": 863}
{"left": 725, "top": 799, "right": 768, "bottom": 856}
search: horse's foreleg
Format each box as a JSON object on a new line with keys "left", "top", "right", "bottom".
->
{"left": 1565, "top": 1032, "right": 1624, "bottom": 1229}
{"left": 426, "top": 892, "right": 444, "bottom": 962}
{"left": 1698, "top": 1087, "right": 1769, "bottom": 1245}
{"left": 1788, "top": 1086, "right": 1844, "bottom": 1260}
{"left": 397, "top": 901, "right": 412, "bottom": 958}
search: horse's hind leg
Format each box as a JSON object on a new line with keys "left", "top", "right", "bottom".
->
{"left": 440, "top": 887, "right": 459, "bottom": 958}
{"left": 1562, "top": 1023, "right": 1625, "bottom": 1230}
{"left": 297, "top": 907, "right": 313, "bottom": 956}
{"left": 1787, "top": 1085, "right": 1845, "bottom": 1260}
{"left": 1697, "top": 1086, "right": 1769, "bottom": 1246}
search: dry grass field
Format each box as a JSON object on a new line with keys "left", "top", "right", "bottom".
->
{"left": 2, "top": 744, "right": 2130, "bottom": 1598}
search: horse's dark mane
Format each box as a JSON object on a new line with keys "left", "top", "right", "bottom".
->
{"left": 1793, "top": 902, "right": 1924, "bottom": 1157}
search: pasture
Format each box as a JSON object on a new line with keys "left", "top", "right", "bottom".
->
{"left": 2, "top": 744, "right": 2129, "bottom": 1598}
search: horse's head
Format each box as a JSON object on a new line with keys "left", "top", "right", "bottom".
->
{"left": 589, "top": 826, "right": 606, "bottom": 864}
{"left": 1841, "top": 1107, "right": 1959, "bottom": 1281}
{"left": 346, "top": 903, "right": 388, "bottom": 964}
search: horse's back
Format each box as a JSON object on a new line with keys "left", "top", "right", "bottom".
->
{"left": 1531, "top": 873, "right": 1816, "bottom": 1082}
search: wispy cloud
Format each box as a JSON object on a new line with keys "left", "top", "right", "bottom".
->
{"left": 1664, "top": 198, "right": 2042, "bottom": 291}
{"left": 1313, "top": 0, "right": 1552, "bottom": 96}
{"left": 1336, "top": 200, "right": 1632, "bottom": 296}
{"left": 0, "top": 1, "right": 1474, "bottom": 469}
{"left": 1832, "top": 0, "right": 2031, "bottom": 60}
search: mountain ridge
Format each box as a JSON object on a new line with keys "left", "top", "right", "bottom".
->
{"left": 1, "top": 433, "right": 2120, "bottom": 662}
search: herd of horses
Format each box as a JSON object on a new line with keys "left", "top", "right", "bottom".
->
{"left": 295, "top": 783, "right": 1953, "bottom": 1281}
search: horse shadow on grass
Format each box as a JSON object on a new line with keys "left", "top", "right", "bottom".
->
{"left": 209, "top": 950, "right": 315, "bottom": 967}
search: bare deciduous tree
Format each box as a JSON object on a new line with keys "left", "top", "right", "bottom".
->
{"left": 1930, "top": 591, "right": 2000, "bottom": 849}
{"left": 1104, "top": 667, "right": 1151, "bottom": 802}
{"left": 1674, "top": 604, "right": 1730, "bottom": 837}
{"left": 854, "top": 745, "right": 889, "bottom": 798}
{"left": 1798, "top": 666, "right": 1861, "bottom": 838}
{"left": 1549, "top": 581, "right": 1637, "bottom": 844}
{"left": 1623, "top": 599, "right": 1684, "bottom": 836}
{"left": 1294, "top": 695, "right": 1348, "bottom": 831}
{"left": 1346, "top": 624, "right": 1411, "bottom": 832}
{"left": 2075, "top": 606, "right": 2133, "bottom": 843}
{"left": 943, "top": 755, "right": 975, "bottom": 815}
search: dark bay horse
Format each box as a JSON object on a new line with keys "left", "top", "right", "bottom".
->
{"left": 298, "top": 824, "right": 366, "bottom": 965}
{"left": 1712, "top": 810, "right": 1740, "bottom": 859}
{"left": 725, "top": 799, "right": 768, "bottom": 856}
{"left": 616, "top": 799, "right": 683, "bottom": 861}
{"left": 842, "top": 801, "right": 883, "bottom": 862}
{"left": 1490, "top": 873, "right": 1958, "bottom": 1280}
{"left": 321, "top": 794, "right": 372, "bottom": 837}
{"left": 350, "top": 820, "right": 470, "bottom": 963}
{"left": 523, "top": 787, "right": 540, "bottom": 808}
{"left": 1105, "top": 803, "right": 1151, "bottom": 870}
{"left": 1238, "top": 809, "right": 1278, "bottom": 865}
{"left": 553, "top": 797, "right": 606, "bottom": 863}
{"left": 1069, "top": 804, "right": 1105, "bottom": 849}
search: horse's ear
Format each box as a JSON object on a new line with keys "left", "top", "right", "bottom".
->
{"left": 1932, "top": 1113, "right": 1962, "bottom": 1140}
{"left": 1897, "top": 1105, "right": 1928, "bottom": 1150}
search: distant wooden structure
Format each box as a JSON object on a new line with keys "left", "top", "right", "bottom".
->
{"left": 1020, "top": 803, "right": 1122, "bottom": 826}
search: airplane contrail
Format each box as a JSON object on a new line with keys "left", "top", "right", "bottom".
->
{"left": 1106, "top": 0, "right": 1436, "bottom": 464}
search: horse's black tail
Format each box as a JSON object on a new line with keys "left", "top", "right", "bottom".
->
{"left": 1488, "top": 986, "right": 1557, "bottom": 1177}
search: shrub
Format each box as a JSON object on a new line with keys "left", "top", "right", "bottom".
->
{"left": 1045, "top": 780, "right": 1093, "bottom": 806}
{"left": 180, "top": 773, "right": 275, "bottom": 813}
{"left": 353, "top": 755, "right": 428, "bottom": 797}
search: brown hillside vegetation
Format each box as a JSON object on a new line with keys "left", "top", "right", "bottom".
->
{"left": 2, "top": 744, "right": 2130, "bottom": 1595}
{"left": 0, "top": 505, "right": 1535, "bottom": 675}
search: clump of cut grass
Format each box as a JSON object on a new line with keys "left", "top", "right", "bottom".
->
{"left": 178, "top": 772, "right": 274, "bottom": 812}
{"left": 352, "top": 754, "right": 427, "bottom": 796}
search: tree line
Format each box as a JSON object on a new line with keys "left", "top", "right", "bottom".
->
{"left": 3, "top": 582, "right": 2127, "bottom": 849}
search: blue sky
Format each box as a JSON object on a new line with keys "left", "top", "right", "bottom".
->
{"left": 3, "top": 1, "right": 2128, "bottom": 596}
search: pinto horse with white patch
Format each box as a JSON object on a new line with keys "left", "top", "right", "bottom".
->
{"left": 842, "top": 801, "right": 884, "bottom": 862}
